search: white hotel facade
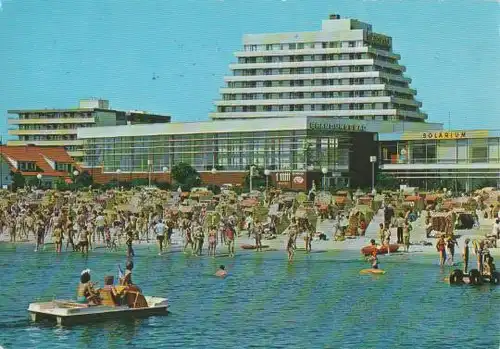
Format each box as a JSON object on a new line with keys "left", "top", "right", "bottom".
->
{"left": 211, "top": 14, "right": 426, "bottom": 123}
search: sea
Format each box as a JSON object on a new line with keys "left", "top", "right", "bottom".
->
{"left": 0, "top": 243, "right": 499, "bottom": 349}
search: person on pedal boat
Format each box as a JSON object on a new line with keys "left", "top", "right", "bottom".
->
{"left": 77, "top": 269, "right": 101, "bottom": 305}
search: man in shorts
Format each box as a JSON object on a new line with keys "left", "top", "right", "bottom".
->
{"left": 155, "top": 220, "right": 166, "bottom": 255}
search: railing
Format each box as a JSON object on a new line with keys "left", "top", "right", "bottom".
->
{"left": 381, "top": 157, "right": 500, "bottom": 165}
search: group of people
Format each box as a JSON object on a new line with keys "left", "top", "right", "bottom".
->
{"left": 77, "top": 260, "right": 143, "bottom": 307}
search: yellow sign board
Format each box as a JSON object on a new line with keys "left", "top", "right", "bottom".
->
{"left": 401, "top": 130, "right": 489, "bottom": 141}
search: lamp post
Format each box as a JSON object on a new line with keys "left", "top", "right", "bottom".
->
{"left": 162, "top": 166, "right": 169, "bottom": 185}
{"left": 211, "top": 167, "right": 217, "bottom": 186}
{"left": 36, "top": 173, "right": 42, "bottom": 189}
{"left": 370, "top": 156, "right": 377, "bottom": 194}
{"left": 321, "top": 167, "right": 328, "bottom": 191}
{"left": 264, "top": 169, "right": 270, "bottom": 191}
{"left": 73, "top": 170, "right": 79, "bottom": 192}
{"left": 147, "top": 159, "right": 152, "bottom": 188}
{"left": 116, "top": 169, "right": 122, "bottom": 189}
{"left": 249, "top": 165, "right": 256, "bottom": 193}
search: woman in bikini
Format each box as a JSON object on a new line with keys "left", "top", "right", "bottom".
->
{"left": 208, "top": 226, "right": 217, "bottom": 257}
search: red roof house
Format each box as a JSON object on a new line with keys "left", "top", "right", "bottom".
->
{"left": 0, "top": 145, "right": 77, "bottom": 186}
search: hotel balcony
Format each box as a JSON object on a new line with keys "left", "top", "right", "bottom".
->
{"left": 228, "top": 59, "right": 375, "bottom": 70}
{"left": 210, "top": 108, "right": 399, "bottom": 119}
{"left": 224, "top": 72, "right": 380, "bottom": 82}
{"left": 7, "top": 140, "right": 84, "bottom": 146}
{"left": 219, "top": 84, "right": 387, "bottom": 94}
{"left": 214, "top": 96, "right": 392, "bottom": 107}
{"left": 7, "top": 117, "right": 96, "bottom": 125}
{"left": 234, "top": 47, "right": 401, "bottom": 59}
{"left": 8, "top": 129, "right": 78, "bottom": 136}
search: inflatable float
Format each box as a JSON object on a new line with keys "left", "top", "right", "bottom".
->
{"left": 360, "top": 268, "right": 386, "bottom": 275}
{"left": 361, "top": 244, "right": 399, "bottom": 256}
{"left": 240, "top": 244, "right": 270, "bottom": 250}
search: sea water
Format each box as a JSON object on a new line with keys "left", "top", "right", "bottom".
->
{"left": 0, "top": 243, "right": 499, "bottom": 349}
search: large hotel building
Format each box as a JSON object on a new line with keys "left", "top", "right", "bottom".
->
{"left": 211, "top": 14, "right": 426, "bottom": 123}
{"left": 8, "top": 15, "right": 500, "bottom": 191}
{"left": 7, "top": 99, "right": 171, "bottom": 162}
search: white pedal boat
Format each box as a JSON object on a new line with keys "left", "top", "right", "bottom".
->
{"left": 28, "top": 296, "right": 168, "bottom": 326}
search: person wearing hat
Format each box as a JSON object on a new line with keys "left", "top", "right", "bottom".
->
{"left": 77, "top": 269, "right": 101, "bottom": 305}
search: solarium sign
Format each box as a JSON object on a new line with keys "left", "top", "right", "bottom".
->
{"left": 422, "top": 131, "right": 467, "bottom": 140}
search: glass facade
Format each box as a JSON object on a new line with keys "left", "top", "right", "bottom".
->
{"left": 380, "top": 138, "right": 500, "bottom": 165}
{"left": 82, "top": 130, "right": 353, "bottom": 173}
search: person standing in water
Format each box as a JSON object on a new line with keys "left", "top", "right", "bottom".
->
{"left": 155, "top": 220, "right": 166, "bottom": 256}
{"left": 226, "top": 223, "right": 235, "bottom": 257}
{"left": 446, "top": 236, "right": 458, "bottom": 265}
{"left": 402, "top": 220, "right": 411, "bottom": 253}
{"left": 436, "top": 235, "right": 447, "bottom": 267}
{"left": 462, "top": 238, "right": 470, "bottom": 274}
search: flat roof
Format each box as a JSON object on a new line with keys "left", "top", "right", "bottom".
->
{"left": 8, "top": 108, "right": 170, "bottom": 118}
{"left": 77, "top": 117, "right": 444, "bottom": 139}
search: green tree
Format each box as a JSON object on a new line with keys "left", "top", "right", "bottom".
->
{"left": 55, "top": 178, "right": 70, "bottom": 191}
{"left": 242, "top": 165, "right": 266, "bottom": 191}
{"left": 74, "top": 170, "right": 93, "bottom": 188}
{"left": 10, "top": 171, "right": 25, "bottom": 191}
{"left": 376, "top": 172, "right": 399, "bottom": 190}
{"left": 171, "top": 162, "right": 201, "bottom": 191}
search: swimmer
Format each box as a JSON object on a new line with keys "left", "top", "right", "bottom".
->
{"left": 215, "top": 265, "right": 228, "bottom": 278}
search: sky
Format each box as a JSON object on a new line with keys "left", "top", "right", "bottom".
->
{"left": 0, "top": 0, "right": 499, "bottom": 140}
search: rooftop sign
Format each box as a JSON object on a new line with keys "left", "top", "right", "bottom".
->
{"left": 308, "top": 121, "right": 367, "bottom": 132}
{"left": 367, "top": 33, "right": 391, "bottom": 48}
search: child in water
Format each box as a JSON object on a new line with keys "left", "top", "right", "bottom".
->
{"left": 368, "top": 250, "right": 379, "bottom": 269}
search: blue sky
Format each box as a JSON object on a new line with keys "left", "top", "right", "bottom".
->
{"left": 0, "top": 0, "right": 499, "bottom": 140}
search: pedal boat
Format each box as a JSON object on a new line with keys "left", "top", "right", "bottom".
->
{"left": 28, "top": 296, "right": 168, "bottom": 326}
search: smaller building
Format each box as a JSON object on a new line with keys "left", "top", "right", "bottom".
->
{"left": 379, "top": 129, "right": 500, "bottom": 191}
{"left": 7, "top": 99, "right": 171, "bottom": 162}
{"left": 0, "top": 145, "right": 77, "bottom": 188}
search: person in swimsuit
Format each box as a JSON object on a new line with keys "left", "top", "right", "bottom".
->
{"left": 76, "top": 269, "right": 101, "bottom": 305}
{"left": 226, "top": 224, "right": 235, "bottom": 257}
{"left": 208, "top": 226, "right": 217, "bottom": 257}
{"left": 436, "top": 236, "right": 447, "bottom": 267}
{"left": 368, "top": 250, "right": 379, "bottom": 269}
{"left": 53, "top": 224, "right": 63, "bottom": 253}
{"left": 462, "top": 238, "right": 470, "bottom": 274}
{"left": 286, "top": 234, "right": 295, "bottom": 262}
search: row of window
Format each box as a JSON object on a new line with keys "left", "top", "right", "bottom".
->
{"left": 18, "top": 112, "right": 93, "bottom": 119}
{"left": 243, "top": 40, "right": 387, "bottom": 52}
{"left": 218, "top": 103, "right": 396, "bottom": 113}
{"left": 232, "top": 66, "right": 402, "bottom": 77}
{"left": 238, "top": 53, "right": 397, "bottom": 65}
{"left": 18, "top": 124, "right": 93, "bottom": 130}
{"left": 381, "top": 139, "right": 500, "bottom": 164}
{"left": 222, "top": 90, "right": 393, "bottom": 100}
{"left": 226, "top": 77, "right": 409, "bottom": 90}
{"left": 20, "top": 135, "right": 78, "bottom": 141}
